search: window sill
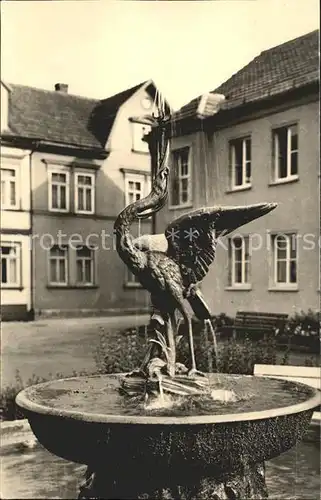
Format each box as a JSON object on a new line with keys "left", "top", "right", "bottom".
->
{"left": 48, "top": 208, "right": 70, "bottom": 214}
{"left": 225, "top": 185, "right": 252, "bottom": 194}
{"left": 268, "top": 286, "right": 298, "bottom": 292}
{"left": 45, "top": 211, "right": 97, "bottom": 218}
{"left": 1, "top": 206, "right": 21, "bottom": 211}
{"left": 47, "top": 285, "right": 98, "bottom": 289}
{"left": 1, "top": 286, "right": 23, "bottom": 291}
{"left": 74, "top": 210, "right": 95, "bottom": 216}
{"left": 131, "top": 149, "right": 149, "bottom": 155}
{"left": 168, "top": 203, "right": 193, "bottom": 211}
{"left": 124, "top": 283, "right": 143, "bottom": 289}
{"left": 225, "top": 285, "right": 252, "bottom": 291}
{"left": 268, "top": 176, "right": 299, "bottom": 186}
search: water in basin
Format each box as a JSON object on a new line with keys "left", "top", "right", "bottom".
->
{"left": 23, "top": 373, "right": 315, "bottom": 418}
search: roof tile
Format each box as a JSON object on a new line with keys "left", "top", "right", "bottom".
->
{"left": 4, "top": 81, "right": 148, "bottom": 149}
{"left": 175, "top": 30, "right": 319, "bottom": 121}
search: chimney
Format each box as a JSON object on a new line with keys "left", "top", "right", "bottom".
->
{"left": 55, "top": 83, "right": 68, "bottom": 93}
{"left": 196, "top": 93, "right": 225, "bottom": 119}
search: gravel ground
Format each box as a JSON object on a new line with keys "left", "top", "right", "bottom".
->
{"left": 1, "top": 315, "right": 150, "bottom": 388}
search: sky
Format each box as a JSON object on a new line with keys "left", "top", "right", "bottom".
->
{"left": 1, "top": 0, "right": 319, "bottom": 110}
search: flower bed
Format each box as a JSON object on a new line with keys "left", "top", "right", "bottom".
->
{"left": 275, "top": 309, "right": 320, "bottom": 354}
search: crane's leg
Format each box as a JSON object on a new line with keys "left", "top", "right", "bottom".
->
{"left": 204, "top": 320, "right": 213, "bottom": 373}
{"left": 166, "top": 313, "right": 176, "bottom": 378}
{"left": 177, "top": 306, "right": 205, "bottom": 377}
{"left": 187, "top": 315, "right": 197, "bottom": 373}
{"left": 185, "top": 287, "right": 219, "bottom": 374}
{"left": 138, "top": 306, "right": 166, "bottom": 375}
{"left": 205, "top": 318, "right": 219, "bottom": 370}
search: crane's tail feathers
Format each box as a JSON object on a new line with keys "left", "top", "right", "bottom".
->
{"left": 187, "top": 289, "right": 212, "bottom": 320}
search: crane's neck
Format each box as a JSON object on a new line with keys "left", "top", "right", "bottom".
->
{"left": 114, "top": 133, "right": 170, "bottom": 268}
{"left": 114, "top": 191, "right": 162, "bottom": 267}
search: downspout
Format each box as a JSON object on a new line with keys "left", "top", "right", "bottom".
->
{"left": 28, "top": 141, "right": 39, "bottom": 320}
{"left": 147, "top": 129, "right": 158, "bottom": 235}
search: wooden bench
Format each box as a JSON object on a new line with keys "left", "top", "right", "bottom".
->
{"left": 254, "top": 364, "right": 321, "bottom": 421}
{"left": 230, "top": 311, "right": 288, "bottom": 339}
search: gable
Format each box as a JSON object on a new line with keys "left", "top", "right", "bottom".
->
{"left": 90, "top": 80, "right": 170, "bottom": 149}
{"left": 106, "top": 83, "right": 157, "bottom": 151}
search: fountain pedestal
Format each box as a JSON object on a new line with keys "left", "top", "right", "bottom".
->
{"left": 16, "top": 374, "right": 320, "bottom": 500}
{"left": 78, "top": 460, "right": 268, "bottom": 499}
{"left": 78, "top": 456, "right": 268, "bottom": 499}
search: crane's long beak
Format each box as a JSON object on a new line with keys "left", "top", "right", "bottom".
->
{"left": 216, "top": 202, "right": 277, "bottom": 237}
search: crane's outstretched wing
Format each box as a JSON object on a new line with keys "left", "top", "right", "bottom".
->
{"left": 165, "top": 207, "right": 220, "bottom": 286}
{"left": 165, "top": 203, "right": 277, "bottom": 287}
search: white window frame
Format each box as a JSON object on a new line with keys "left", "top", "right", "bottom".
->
{"left": 1, "top": 165, "right": 19, "bottom": 210}
{"left": 75, "top": 246, "right": 95, "bottom": 286}
{"left": 0, "top": 242, "right": 21, "bottom": 288}
{"left": 169, "top": 147, "right": 192, "bottom": 208}
{"left": 75, "top": 172, "right": 95, "bottom": 214}
{"left": 48, "top": 245, "right": 68, "bottom": 286}
{"left": 271, "top": 233, "right": 298, "bottom": 289}
{"left": 273, "top": 124, "right": 298, "bottom": 183}
{"left": 125, "top": 267, "right": 142, "bottom": 288}
{"left": 125, "top": 173, "right": 145, "bottom": 207}
{"left": 230, "top": 137, "right": 252, "bottom": 190}
{"left": 131, "top": 122, "right": 151, "bottom": 154}
{"left": 48, "top": 167, "right": 70, "bottom": 212}
{"left": 229, "top": 236, "right": 251, "bottom": 288}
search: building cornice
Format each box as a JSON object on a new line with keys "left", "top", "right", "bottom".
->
{"left": 41, "top": 158, "right": 102, "bottom": 170}
{"left": 204, "top": 83, "right": 319, "bottom": 133}
{"left": 120, "top": 167, "right": 151, "bottom": 176}
{"left": 0, "top": 135, "right": 109, "bottom": 160}
{"left": 170, "top": 82, "right": 319, "bottom": 137}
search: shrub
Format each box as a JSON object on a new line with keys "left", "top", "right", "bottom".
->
{"left": 94, "top": 320, "right": 281, "bottom": 377}
{"left": 0, "top": 369, "right": 88, "bottom": 421}
{"left": 287, "top": 309, "right": 320, "bottom": 335}
{"left": 93, "top": 327, "right": 147, "bottom": 374}
{"left": 94, "top": 316, "right": 320, "bottom": 380}
{"left": 93, "top": 318, "right": 233, "bottom": 376}
{"left": 276, "top": 309, "right": 320, "bottom": 353}
{"left": 176, "top": 332, "right": 278, "bottom": 375}
{"left": 0, "top": 371, "right": 50, "bottom": 421}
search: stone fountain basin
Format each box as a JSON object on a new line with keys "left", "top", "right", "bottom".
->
{"left": 16, "top": 374, "right": 320, "bottom": 476}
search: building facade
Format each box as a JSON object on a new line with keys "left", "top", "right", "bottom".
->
{"left": 157, "top": 30, "right": 320, "bottom": 317}
{"left": 1, "top": 143, "right": 33, "bottom": 319}
{"left": 1, "top": 80, "right": 165, "bottom": 319}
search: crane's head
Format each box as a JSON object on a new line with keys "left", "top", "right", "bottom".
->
{"left": 137, "top": 163, "right": 170, "bottom": 219}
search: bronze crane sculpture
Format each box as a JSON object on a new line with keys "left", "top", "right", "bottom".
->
{"left": 114, "top": 152, "right": 277, "bottom": 381}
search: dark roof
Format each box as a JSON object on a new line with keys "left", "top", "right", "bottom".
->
{"left": 175, "top": 30, "right": 319, "bottom": 121}
{"left": 3, "top": 80, "right": 150, "bottom": 149}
